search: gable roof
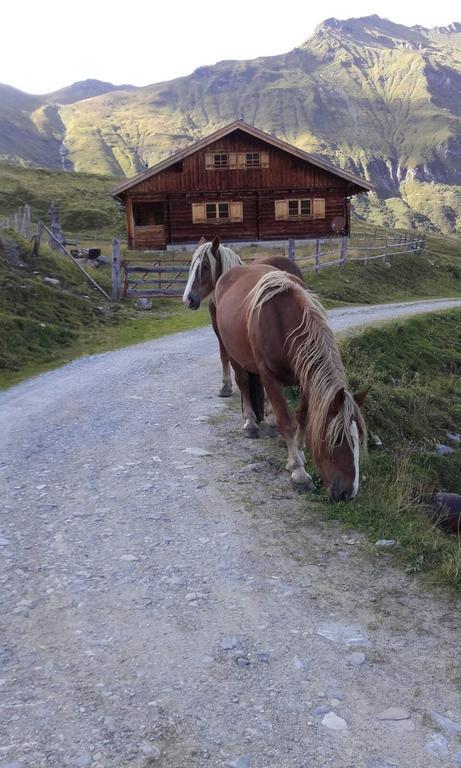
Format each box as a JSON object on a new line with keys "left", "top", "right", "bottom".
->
{"left": 111, "top": 120, "right": 373, "bottom": 196}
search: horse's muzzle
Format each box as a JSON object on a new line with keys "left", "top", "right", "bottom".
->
{"left": 183, "top": 295, "right": 200, "bottom": 310}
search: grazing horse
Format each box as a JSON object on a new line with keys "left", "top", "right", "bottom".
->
{"left": 183, "top": 236, "right": 304, "bottom": 397}
{"left": 214, "top": 264, "right": 368, "bottom": 500}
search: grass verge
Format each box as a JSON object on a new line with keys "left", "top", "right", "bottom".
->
{"left": 296, "top": 310, "right": 461, "bottom": 589}
{"left": 0, "top": 231, "right": 209, "bottom": 388}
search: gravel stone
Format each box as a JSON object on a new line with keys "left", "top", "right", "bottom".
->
{"left": 425, "top": 733, "right": 449, "bottom": 757}
{"left": 220, "top": 636, "right": 243, "bottom": 651}
{"left": 435, "top": 443, "right": 454, "bottom": 455}
{"left": 429, "top": 710, "right": 461, "bottom": 733}
{"left": 317, "top": 622, "right": 370, "bottom": 646}
{"left": 321, "top": 712, "right": 348, "bottom": 730}
{"left": 348, "top": 651, "right": 366, "bottom": 667}
{"left": 376, "top": 707, "right": 411, "bottom": 721}
{"left": 375, "top": 540, "right": 397, "bottom": 549}
{"left": 182, "top": 447, "right": 212, "bottom": 457}
{"left": 226, "top": 757, "right": 251, "bottom": 768}
{"left": 315, "top": 704, "right": 332, "bottom": 715}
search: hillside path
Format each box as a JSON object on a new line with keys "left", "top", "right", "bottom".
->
{"left": 1, "top": 297, "right": 461, "bottom": 768}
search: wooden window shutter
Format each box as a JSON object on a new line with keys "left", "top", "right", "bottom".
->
{"left": 205, "top": 153, "right": 214, "bottom": 170}
{"left": 228, "top": 152, "right": 237, "bottom": 169}
{"left": 313, "top": 198, "right": 326, "bottom": 219}
{"left": 192, "top": 203, "right": 206, "bottom": 223}
{"left": 230, "top": 201, "right": 243, "bottom": 222}
{"left": 237, "top": 152, "right": 247, "bottom": 168}
{"left": 274, "top": 200, "right": 289, "bottom": 220}
{"left": 260, "top": 151, "right": 269, "bottom": 168}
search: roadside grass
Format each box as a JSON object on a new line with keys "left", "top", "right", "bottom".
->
{"left": 0, "top": 231, "right": 209, "bottom": 388}
{"left": 293, "top": 310, "right": 461, "bottom": 588}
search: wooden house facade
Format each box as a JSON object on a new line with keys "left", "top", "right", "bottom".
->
{"left": 111, "top": 121, "right": 372, "bottom": 250}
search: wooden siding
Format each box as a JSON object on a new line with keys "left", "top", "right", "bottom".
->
{"left": 120, "top": 128, "right": 359, "bottom": 247}
{"left": 121, "top": 130, "right": 352, "bottom": 197}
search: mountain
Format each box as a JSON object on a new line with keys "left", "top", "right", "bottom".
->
{"left": 1, "top": 17, "right": 461, "bottom": 233}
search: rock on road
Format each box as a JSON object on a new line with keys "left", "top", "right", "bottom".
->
{"left": 1, "top": 299, "right": 461, "bottom": 768}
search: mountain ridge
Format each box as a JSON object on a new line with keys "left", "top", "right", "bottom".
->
{"left": 1, "top": 15, "right": 461, "bottom": 233}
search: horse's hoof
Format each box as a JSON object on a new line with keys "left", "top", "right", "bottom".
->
{"left": 292, "top": 479, "right": 317, "bottom": 493}
{"left": 243, "top": 426, "right": 260, "bottom": 439}
{"left": 218, "top": 384, "right": 232, "bottom": 397}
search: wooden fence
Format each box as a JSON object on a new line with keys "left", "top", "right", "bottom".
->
{"left": 114, "top": 232, "right": 426, "bottom": 300}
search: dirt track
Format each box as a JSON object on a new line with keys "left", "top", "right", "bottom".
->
{"left": 1, "top": 298, "right": 461, "bottom": 768}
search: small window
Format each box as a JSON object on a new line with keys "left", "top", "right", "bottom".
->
{"left": 300, "top": 199, "right": 311, "bottom": 216}
{"left": 288, "top": 199, "right": 312, "bottom": 218}
{"left": 246, "top": 152, "right": 260, "bottom": 167}
{"left": 206, "top": 202, "right": 229, "bottom": 220}
{"left": 288, "top": 200, "right": 299, "bottom": 217}
{"left": 214, "top": 153, "right": 228, "bottom": 168}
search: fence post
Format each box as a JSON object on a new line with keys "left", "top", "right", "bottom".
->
{"left": 112, "top": 239, "right": 121, "bottom": 301}
{"left": 315, "top": 238, "right": 321, "bottom": 274}
{"left": 288, "top": 237, "right": 296, "bottom": 261}
{"left": 31, "top": 221, "right": 42, "bottom": 258}
{"left": 20, "top": 205, "right": 31, "bottom": 238}
{"left": 340, "top": 236, "right": 348, "bottom": 270}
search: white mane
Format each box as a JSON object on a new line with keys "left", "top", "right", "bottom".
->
{"left": 190, "top": 241, "right": 242, "bottom": 285}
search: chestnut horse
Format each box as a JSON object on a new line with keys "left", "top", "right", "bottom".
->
{"left": 214, "top": 265, "right": 367, "bottom": 500}
{"left": 183, "top": 236, "right": 304, "bottom": 397}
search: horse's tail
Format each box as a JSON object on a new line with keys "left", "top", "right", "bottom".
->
{"left": 248, "top": 372, "right": 265, "bottom": 423}
{"left": 246, "top": 270, "right": 322, "bottom": 324}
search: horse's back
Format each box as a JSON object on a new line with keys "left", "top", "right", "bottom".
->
{"left": 252, "top": 254, "right": 304, "bottom": 282}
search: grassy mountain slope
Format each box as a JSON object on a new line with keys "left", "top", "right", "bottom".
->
{"left": 1, "top": 16, "right": 461, "bottom": 232}
{"left": 0, "top": 165, "right": 124, "bottom": 235}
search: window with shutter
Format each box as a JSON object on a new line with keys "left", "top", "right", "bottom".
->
{"left": 237, "top": 152, "right": 247, "bottom": 169}
{"left": 260, "top": 151, "right": 270, "bottom": 168}
{"left": 230, "top": 202, "right": 243, "bottom": 222}
{"left": 313, "top": 198, "right": 326, "bottom": 219}
{"left": 192, "top": 203, "right": 206, "bottom": 223}
{"left": 228, "top": 152, "right": 237, "bottom": 169}
{"left": 214, "top": 153, "right": 228, "bottom": 168}
{"left": 274, "top": 200, "right": 289, "bottom": 220}
{"left": 205, "top": 153, "right": 214, "bottom": 170}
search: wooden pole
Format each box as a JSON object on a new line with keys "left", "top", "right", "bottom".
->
{"left": 31, "top": 221, "right": 42, "bottom": 258}
{"left": 112, "top": 239, "right": 121, "bottom": 301}
{"left": 315, "top": 239, "right": 321, "bottom": 274}
{"left": 288, "top": 237, "right": 296, "bottom": 261}
{"left": 340, "top": 236, "right": 348, "bottom": 270}
{"left": 41, "top": 223, "right": 112, "bottom": 301}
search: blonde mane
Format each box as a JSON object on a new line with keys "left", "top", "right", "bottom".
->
{"left": 190, "top": 241, "right": 242, "bottom": 287}
{"left": 246, "top": 271, "right": 367, "bottom": 460}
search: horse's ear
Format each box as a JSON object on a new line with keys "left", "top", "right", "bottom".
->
{"left": 198, "top": 236, "right": 207, "bottom": 245}
{"left": 354, "top": 387, "right": 370, "bottom": 408}
{"left": 211, "top": 236, "right": 220, "bottom": 258}
{"left": 331, "top": 387, "right": 345, "bottom": 415}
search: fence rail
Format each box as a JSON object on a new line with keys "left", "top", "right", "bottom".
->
{"left": 114, "top": 232, "right": 426, "bottom": 300}
{"left": 0, "top": 204, "right": 426, "bottom": 303}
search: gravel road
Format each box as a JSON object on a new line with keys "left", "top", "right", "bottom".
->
{"left": 1, "top": 298, "right": 461, "bottom": 768}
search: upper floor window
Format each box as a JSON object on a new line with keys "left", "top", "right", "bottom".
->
{"left": 205, "top": 150, "right": 269, "bottom": 170}
{"left": 246, "top": 152, "right": 261, "bottom": 167}
{"left": 213, "top": 153, "right": 228, "bottom": 168}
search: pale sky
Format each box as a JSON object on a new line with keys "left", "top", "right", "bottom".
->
{"left": 1, "top": 0, "right": 460, "bottom": 94}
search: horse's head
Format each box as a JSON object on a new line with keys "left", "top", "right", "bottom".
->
{"left": 183, "top": 236, "right": 222, "bottom": 310}
{"left": 309, "top": 387, "right": 368, "bottom": 502}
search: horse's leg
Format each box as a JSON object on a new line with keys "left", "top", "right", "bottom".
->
{"left": 260, "top": 372, "right": 315, "bottom": 491}
{"left": 232, "top": 362, "right": 260, "bottom": 438}
{"left": 295, "top": 393, "right": 308, "bottom": 459}
{"left": 209, "top": 301, "right": 232, "bottom": 397}
{"left": 264, "top": 398, "right": 278, "bottom": 438}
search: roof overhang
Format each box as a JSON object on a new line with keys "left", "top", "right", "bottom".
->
{"left": 111, "top": 120, "right": 373, "bottom": 197}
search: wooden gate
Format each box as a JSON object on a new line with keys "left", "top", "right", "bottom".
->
{"left": 112, "top": 241, "right": 191, "bottom": 299}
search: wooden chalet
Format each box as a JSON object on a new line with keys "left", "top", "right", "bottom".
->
{"left": 111, "top": 121, "right": 372, "bottom": 250}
